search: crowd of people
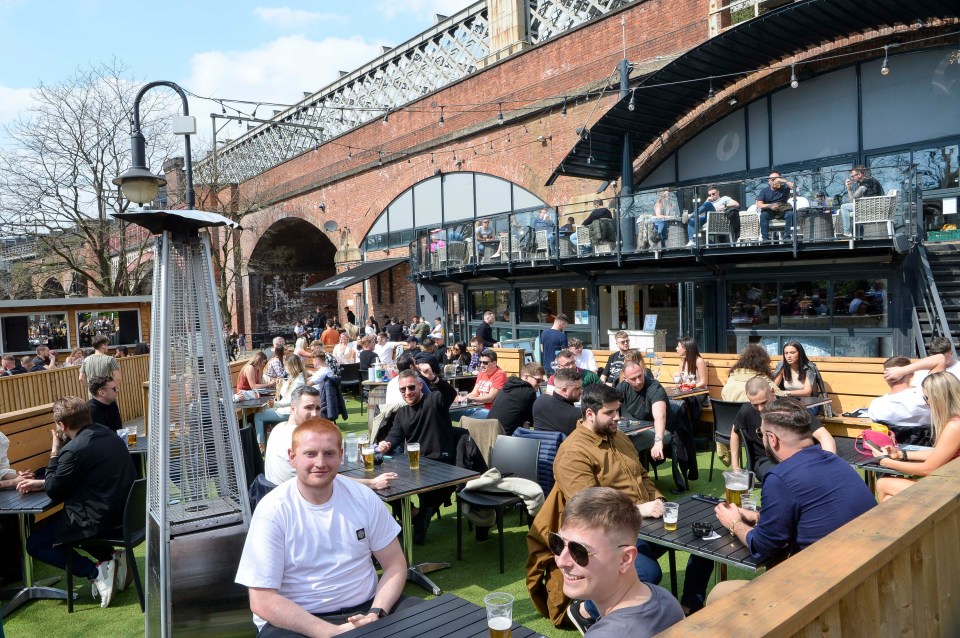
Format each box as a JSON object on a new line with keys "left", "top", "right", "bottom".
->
{"left": 1, "top": 336, "right": 148, "bottom": 378}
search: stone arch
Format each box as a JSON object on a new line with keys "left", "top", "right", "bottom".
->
{"left": 40, "top": 277, "right": 65, "bottom": 298}
{"left": 247, "top": 217, "right": 337, "bottom": 339}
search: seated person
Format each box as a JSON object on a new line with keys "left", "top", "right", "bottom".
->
{"left": 688, "top": 186, "right": 740, "bottom": 245}
{"left": 384, "top": 353, "right": 430, "bottom": 406}
{"left": 568, "top": 338, "right": 597, "bottom": 373}
{"left": 17, "top": 397, "right": 136, "bottom": 608}
{"left": 882, "top": 335, "right": 960, "bottom": 386}
{"left": 868, "top": 356, "right": 931, "bottom": 431}
{"left": 708, "top": 398, "right": 875, "bottom": 604}
{"left": 357, "top": 336, "right": 379, "bottom": 376}
{"left": 553, "top": 487, "right": 684, "bottom": 637}
{"left": 871, "top": 372, "right": 960, "bottom": 502}
{"left": 839, "top": 165, "right": 884, "bottom": 237}
{"left": 730, "top": 379, "right": 836, "bottom": 482}
{"left": 236, "top": 419, "right": 418, "bottom": 636}
{"left": 0, "top": 431, "right": 31, "bottom": 489}
{"left": 460, "top": 349, "right": 507, "bottom": 419}
{"left": 87, "top": 375, "right": 123, "bottom": 432}
{"left": 532, "top": 367, "right": 582, "bottom": 436}
{"left": 487, "top": 362, "right": 545, "bottom": 435}
{"left": 549, "top": 349, "right": 600, "bottom": 389}
{"left": 755, "top": 171, "right": 795, "bottom": 241}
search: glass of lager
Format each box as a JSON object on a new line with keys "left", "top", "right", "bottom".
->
{"left": 722, "top": 469, "right": 755, "bottom": 508}
{"left": 663, "top": 502, "right": 679, "bottom": 532}
{"left": 407, "top": 442, "right": 421, "bottom": 470}
{"left": 484, "top": 592, "right": 513, "bottom": 638}
{"left": 127, "top": 429, "right": 138, "bottom": 447}
{"left": 362, "top": 446, "right": 376, "bottom": 472}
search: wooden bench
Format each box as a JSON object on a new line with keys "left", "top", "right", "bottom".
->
{"left": 0, "top": 403, "right": 56, "bottom": 473}
{"left": 588, "top": 349, "right": 888, "bottom": 435}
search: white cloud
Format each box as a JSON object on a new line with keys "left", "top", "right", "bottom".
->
{"left": 375, "top": 0, "right": 475, "bottom": 21}
{"left": 253, "top": 6, "right": 347, "bottom": 29}
{"left": 0, "top": 85, "right": 34, "bottom": 128}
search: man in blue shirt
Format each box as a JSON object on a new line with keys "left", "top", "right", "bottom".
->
{"left": 540, "top": 314, "right": 569, "bottom": 375}
{"left": 756, "top": 171, "right": 795, "bottom": 241}
{"left": 705, "top": 398, "right": 876, "bottom": 603}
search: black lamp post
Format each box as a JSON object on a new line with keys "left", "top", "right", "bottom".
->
{"left": 114, "top": 81, "right": 195, "bottom": 209}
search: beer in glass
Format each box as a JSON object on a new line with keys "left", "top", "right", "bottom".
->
{"left": 722, "top": 470, "right": 755, "bottom": 508}
{"left": 663, "top": 502, "right": 679, "bottom": 532}
{"left": 362, "top": 446, "right": 376, "bottom": 472}
{"left": 487, "top": 617, "right": 512, "bottom": 638}
{"left": 127, "top": 429, "right": 138, "bottom": 447}
{"left": 407, "top": 442, "right": 421, "bottom": 470}
{"left": 484, "top": 592, "right": 513, "bottom": 638}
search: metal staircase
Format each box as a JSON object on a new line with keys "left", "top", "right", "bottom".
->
{"left": 913, "top": 242, "right": 960, "bottom": 355}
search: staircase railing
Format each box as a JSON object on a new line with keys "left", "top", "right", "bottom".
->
{"left": 912, "top": 242, "right": 954, "bottom": 357}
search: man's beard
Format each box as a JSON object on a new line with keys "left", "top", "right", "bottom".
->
{"left": 763, "top": 436, "right": 780, "bottom": 465}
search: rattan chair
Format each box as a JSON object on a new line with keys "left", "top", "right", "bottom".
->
{"left": 738, "top": 209, "right": 762, "bottom": 244}
{"left": 704, "top": 211, "right": 733, "bottom": 246}
{"left": 854, "top": 194, "right": 897, "bottom": 239}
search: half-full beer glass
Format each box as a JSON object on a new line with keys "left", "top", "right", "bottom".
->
{"left": 722, "top": 469, "right": 755, "bottom": 508}
{"left": 362, "top": 446, "right": 376, "bottom": 472}
{"left": 484, "top": 592, "right": 513, "bottom": 638}
{"left": 407, "top": 442, "right": 421, "bottom": 470}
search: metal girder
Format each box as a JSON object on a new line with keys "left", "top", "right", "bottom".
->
{"left": 199, "top": 0, "right": 641, "bottom": 185}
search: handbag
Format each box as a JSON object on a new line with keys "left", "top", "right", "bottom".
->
{"left": 854, "top": 427, "right": 897, "bottom": 457}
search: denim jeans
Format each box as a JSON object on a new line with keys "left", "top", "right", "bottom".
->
{"left": 456, "top": 407, "right": 489, "bottom": 421}
{"left": 254, "top": 408, "right": 288, "bottom": 445}
{"left": 25, "top": 512, "right": 114, "bottom": 580}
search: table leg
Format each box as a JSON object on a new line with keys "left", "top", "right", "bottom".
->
{"left": 719, "top": 563, "right": 728, "bottom": 582}
{"left": 0, "top": 514, "right": 74, "bottom": 618}
{"left": 667, "top": 549, "right": 677, "bottom": 598}
{"left": 400, "top": 496, "right": 447, "bottom": 596}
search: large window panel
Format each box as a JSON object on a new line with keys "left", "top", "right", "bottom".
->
{"left": 862, "top": 50, "right": 960, "bottom": 150}
{"left": 77, "top": 310, "right": 140, "bottom": 347}
{"left": 413, "top": 178, "right": 442, "bottom": 229}
{"left": 365, "top": 212, "right": 389, "bottom": 251}
{"left": 639, "top": 155, "right": 676, "bottom": 188}
{"left": 442, "top": 173, "right": 475, "bottom": 222}
{"left": 388, "top": 191, "right": 413, "bottom": 248}
{"left": 475, "top": 175, "right": 512, "bottom": 216}
{"left": 915, "top": 144, "right": 959, "bottom": 191}
{"left": 728, "top": 282, "right": 776, "bottom": 328}
{"left": 512, "top": 185, "right": 543, "bottom": 211}
{"left": 748, "top": 99, "right": 769, "bottom": 169}
{"left": 833, "top": 279, "right": 887, "bottom": 328}
{"left": 867, "top": 152, "right": 912, "bottom": 195}
{"left": 778, "top": 280, "right": 831, "bottom": 330}
{"left": 1, "top": 313, "right": 68, "bottom": 353}
{"left": 772, "top": 66, "right": 857, "bottom": 165}
{"left": 679, "top": 111, "right": 746, "bottom": 181}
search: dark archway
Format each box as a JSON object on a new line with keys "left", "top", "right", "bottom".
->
{"left": 248, "top": 218, "right": 337, "bottom": 341}
{"left": 40, "top": 277, "right": 65, "bottom": 298}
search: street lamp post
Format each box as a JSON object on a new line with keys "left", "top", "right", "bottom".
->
{"left": 114, "top": 81, "right": 195, "bottom": 209}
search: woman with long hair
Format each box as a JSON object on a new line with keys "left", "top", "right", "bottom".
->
{"left": 873, "top": 372, "right": 960, "bottom": 501}
{"left": 236, "top": 351, "right": 273, "bottom": 392}
{"left": 253, "top": 354, "right": 307, "bottom": 450}
{"left": 721, "top": 343, "right": 776, "bottom": 402}
{"left": 773, "top": 341, "right": 816, "bottom": 398}
{"left": 65, "top": 348, "right": 85, "bottom": 366}
{"left": 676, "top": 337, "right": 708, "bottom": 391}
{"left": 448, "top": 341, "right": 472, "bottom": 367}
{"left": 332, "top": 331, "right": 357, "bottom": 364}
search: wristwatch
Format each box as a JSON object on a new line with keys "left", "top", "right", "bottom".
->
{"left": 368, "top": 607, "right": 387, "bottom": 619}
{"left": 654, "top": 436, "right": 663, "bottom": 443}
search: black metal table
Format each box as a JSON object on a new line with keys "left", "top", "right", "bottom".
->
{"left": 833, "top": 437, "right": 905, "bottom": 492}
{"left": 339, "top": 456, "right": 479, "bottom": 595}
{"left": 618, "top": 419, "right": 654, "bottom": 436}
{"left": 799, "top": 396, "right": 833, "bottom": 410}
{"left": 235, "top": 396, "right": 272, "bottom": 428}
{"left": 0, "top": 489, "right": 75, "bottom": 616}
{"left": 637, "top": 493, "right": 779, "bottom": 597}
{"left": 340, "top": 593, "right": 538, "bottom": 638}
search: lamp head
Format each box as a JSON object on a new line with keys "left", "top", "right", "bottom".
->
{"left": 113, "top": 166, "right": 167, "bottom": 204}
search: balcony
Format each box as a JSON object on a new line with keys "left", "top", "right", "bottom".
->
{"left": 409, "top": 168, "right": 923, "bottom": 279}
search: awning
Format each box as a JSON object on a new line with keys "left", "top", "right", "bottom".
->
{"left": 301, "top": 257, "right": 407, "bottom": 292}
{"left": 547, "top": 0, "right": 958, "bottom": 185}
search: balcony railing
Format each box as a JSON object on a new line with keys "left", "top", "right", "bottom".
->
{"left": 409, "top": 166, "right": 922, "bottom": 277}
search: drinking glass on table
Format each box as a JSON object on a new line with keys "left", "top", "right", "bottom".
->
{"left": 362, "top": 446, "right": 376, "bottom": 472}
{"left": 458, "top": 390, "right": 469, "bottom": 405}
{"left": 484, "top": 592, "right": 514, "bottom": 638}
{"left": 406, "top": 442, "right": 421, "bottom": 470}
{"left": 663, "top": 502, "right": 679, "bottom": 532}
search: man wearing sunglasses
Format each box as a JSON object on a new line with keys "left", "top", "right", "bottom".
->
{"left": 461, "top": 349, "right": 506, "bottom": 418}
{"left": 552, "top": 488, "right": 684, "bottom": 637}
{"left": 527, "top": 384, "right": 713, "bottom": 629}
{"left": 600, "top": 331, "right": 631, "bottom": 386}
{"left": 487, "top": 362, "right": 546, "bottom": 435}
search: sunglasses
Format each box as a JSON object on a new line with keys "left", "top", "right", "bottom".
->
{"left": 399, "top": 385, "right": 419, "bottom": 394}
{"left": 547, "top": 532, "right": 629, "bottom": 568}
{"left": 479, "top": 360, "right": 492, "bottom": 365}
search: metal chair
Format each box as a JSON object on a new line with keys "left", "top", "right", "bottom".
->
{"left": 339, "top": 362, "right": 362, "bottom": 399}
{"left": 459, "top": 416, "right": 505, "bottom": 467}
{"left": 239, "top": 425, "right": 265, "bottom": 488}
{"left": 708, "top": 400, "right": 746, "bottom": 481}
{"left": 534, "top": 230, "right": 550, "bottom": 260}
{"left": 457, "top": 435, "right": 540, "bottom": 573}
{"left": 65, "top": 479, "right": 147, "bottom": 612}
{"left": 445, "top": 241, "right": 467, "bottom": 268}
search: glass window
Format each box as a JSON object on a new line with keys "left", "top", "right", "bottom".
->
{"left": 748, "top": 99, "right": 769, "bottom": 170}
{"left": 678, "top": 111, "right": 746, "bottom": 180}
{"left": 512, "top": 185, "right": 542, "bottom": 211}
{"left": 867, "top": 152, "right": 912, "bottom": 195}
{"left": 413, "top": 178, "right": 442, "bottom": 229}
{"left": 388, "top": 190, "right": 413, "bottom": 247}
{"left": 559, "top": 288, "right": 589, "bottom": 324}
{"left": 566, "top": 329, "right": 593, "bottom": 348}
{"left": 835, "top": 335, "right": 892, "bottom": 358}
{"left": 77, "top": 310, "right": 141, "bottom": 347}
{"left": 494, "top": 291, "right": 510, "bottom": 323}
{"left": 442, "top": 173, "right": 475, "bottom": 222}
{"left": 778, "top": 280, "right": 830, "bottom": 330}
{"left": 475, "top": 175, "right": 512, "bottom": 216}
{"left": 639, "top": 154, "right": 676, "bottom": 188}
{"left": 517, "top": 288, "right": 561, "bottom": 323}
{"left": 833, "top": 279, "right": 888, "bottom": 328}
{"left": 365, "top": 212, "right": 389, "bottom": 251}
{"left": 470, "top": 290, "right": 496, "bottom": 321}
{"left": 915, "top": 144, "right": 959, "bottom": 191}
{"left": 728, "top": 282, "right": 776, "bottom": 328}
{"left": 1, "top": 313, "right": 68, "bottom": 353}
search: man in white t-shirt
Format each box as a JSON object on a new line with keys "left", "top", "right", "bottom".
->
{"left": 237, "top": 419, "right": 417, "bottom": 636}
{"left": 869, "top": 356, "right": 931, "bottom": 428}
{"left": 883, "top": 336, "right": 960, "bottom": 388}
{"left": 374, "top": 333, "right": 401, "bottom": 367}
{"left": 264, "top": 386, "right": 395, "bottom": 490}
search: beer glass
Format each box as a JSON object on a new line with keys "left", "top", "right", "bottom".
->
{"left": 407, "top": 442, "right": 421, "bottom": 470}
{"left": 345, "top": 434, "right": 359, "bottom": 463}
{"left": 663, "top": 502, "right": 679, "bottom": 532}
{"left": 127, "top": 429, "right": 138, "bottom": 447}
{"left": 484, "top": 592, "right": 513, "bottom": 638}
{"left": 458, "top": 390, "right": 469, "bottom": 405}
{"left": 362, "top": 446, "right": 376, "bottom": 472}
{"left": 722, "top": 469, "right": 755, "bottom": 508}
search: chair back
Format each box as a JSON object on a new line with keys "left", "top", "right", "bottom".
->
{"left": 238, "top": 425, "right": 264, "bottom": 487}
{"left": 711, "top": 399, "right": 745, "bottom": 444}
{"left": 512, "top": 428, "right": 564, "bottom": 495}
{"left": 489, "top": 435, "right": 540, "bottom": 482}
{"left": 340, "top": 362, "right": 361, "bottom": 384}
{"left": 124, "top": 478, "right": 147, "bottom": 541}
{"left": 447, "top": 241, "right": 467, "bottom": 266}
{"left": 460, "top": 416, "right": 505, "bottom": 467}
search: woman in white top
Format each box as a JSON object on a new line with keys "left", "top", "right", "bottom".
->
{"left": 332, "top": 331, "right": 357, "bottom": 364}
{"left": 253, "top": 355, "right": 307, "bottom": 450}
{"left": 430, "top": 318, "right": 444, "bottom": 340}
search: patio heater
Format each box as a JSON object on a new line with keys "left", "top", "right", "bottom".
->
{"left": 114, "top": 209, "right": 251, "bottom": 637}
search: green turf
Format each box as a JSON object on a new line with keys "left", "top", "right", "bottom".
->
{"left": 2, "top": 395, "right": 756, "bottom": 637}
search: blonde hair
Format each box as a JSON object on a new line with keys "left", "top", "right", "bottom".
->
{"left": 283, "top": 354, "right": 305, "bottom": 378}
{"left": 921, "top": 372, "right": 960, "bottom": 443}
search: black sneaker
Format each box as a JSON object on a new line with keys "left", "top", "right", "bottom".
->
{"left": 566, "top": 600, "right": 595, "bottom": 636}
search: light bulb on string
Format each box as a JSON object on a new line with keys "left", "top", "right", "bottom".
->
{"left": 497, "top": 103, "right": 504, "bottom": 125}
{"left": 707, "top": 79, "right": 715, "bottom": 100}
{"left": 382, "top": 111, "right": 389, "bottom": 125}
{"left": 790, "top": 64, "right": 799, "bottom": 89}
{"left": 438, "top": 106, "right": 445, "bottom": 127}
{"left": 880, "top": 46, "right": 890, "bottom": 75}
{"left": 627, "top": 89, "right": 635, "bottom": 112}
{"left": 560, "top": 98, "right": 567, "bottom": 117}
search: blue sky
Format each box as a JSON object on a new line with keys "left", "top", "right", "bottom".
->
{"left": 0, "top": 0, "right": 474, "bottom": 141}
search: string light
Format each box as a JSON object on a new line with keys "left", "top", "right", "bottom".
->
{"left": 497, "top": 103, "right": 504, "bottom": 125}
{"left": 382, "top": 111, "right": 389, "bottom": 125}
{"left": 627, "top": 89, "right": 636, "bottom": 111}
{"left": 561, "top": 98, "right": 567, "bottom": 117}
{"left": 378, "top": 151, "right": 384, "bottom": 166}
{"left": 790, "top": 64, "right": 799, "bottom": 89}
{"left": 707, "top": 79, "right": 715, "bottom": 99}
{"left": 438, "top": 106, "right": 445, "bottom": 127}
{"left": 880, "top": 46, "right": 890, "bottom": 75}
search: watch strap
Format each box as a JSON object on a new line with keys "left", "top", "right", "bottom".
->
{"left": 369, "top": 607, "right": 387, "bottom": 619}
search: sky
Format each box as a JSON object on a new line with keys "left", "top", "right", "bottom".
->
{"left": 0, "top": 0, "right": 475, "bottom": 145}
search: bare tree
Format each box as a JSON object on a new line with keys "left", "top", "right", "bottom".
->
{"left": 0, "top": 59, "right": 178, "bottom": 297}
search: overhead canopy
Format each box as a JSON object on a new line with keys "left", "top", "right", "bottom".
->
{"left": 301, "top": 257, "right": 406, "bottom": 292}
{"left": 547, "top": 0, "right": 958, "bottom": 184}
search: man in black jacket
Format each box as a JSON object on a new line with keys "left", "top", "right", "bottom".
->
{"left": 378, "top": 367, "right": 458, "bottom": 543}
{"left": 487, "top": 363, "right": 545, "bottom": 434}
{"left": 17, "top": 396, "right": 136, "bottom": 608}
{"left": 87, "top": 376, "right": 123, "bottom": 432}
{"left": 532, "top": 367, "right": 582, "bottom": 436}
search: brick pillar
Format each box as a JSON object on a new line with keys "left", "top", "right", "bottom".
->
{"left": 483, "top": 0, "right": 529, "bottom": 66}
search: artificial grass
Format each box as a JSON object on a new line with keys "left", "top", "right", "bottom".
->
{"left": 2, "top": 395, "right": 756, "bottom": 637}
